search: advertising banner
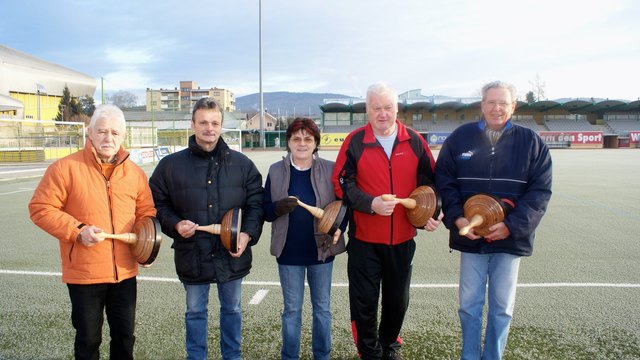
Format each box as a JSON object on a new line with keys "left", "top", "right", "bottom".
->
{"left": 427, "top": 132, "right": 449, "bottom": 145}
{"left": 629, "top": 131, "right": 640, "bottom": 146}
{"left": 538, "top": 131, "right": 603, "bottom": 146}
{"left": 320, "top": 133, "right": 349, "bottom": 147}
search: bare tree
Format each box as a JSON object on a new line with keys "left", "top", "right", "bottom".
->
{"left": 107, "top": 90, "right": 139, "bottom": 109}
{"left": 528, "top": 73, "right": 546, "bottom": 101}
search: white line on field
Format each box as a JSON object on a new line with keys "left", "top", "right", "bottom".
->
{"left": 0, "top": 187, "right": 34, "bottom": 195}
{"left": 2, "top": 270, "right": 640, "bottom": 289}
{"left": 249, "top": 289, "right": 269, "bottom": 305}
{"left": 0, "top": 168, "right": 46, "bottom": 175}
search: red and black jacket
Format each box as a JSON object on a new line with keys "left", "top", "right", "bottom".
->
{"left": 332, "top": 120, "right": 436, "bottom": 245}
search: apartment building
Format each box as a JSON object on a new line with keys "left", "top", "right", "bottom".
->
{"left": 146, "top": 80, "right": 235, "bottom": 112}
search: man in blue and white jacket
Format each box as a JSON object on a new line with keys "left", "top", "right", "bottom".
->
{"left": 435, "top": 81, "right": 552, "bottom": 360}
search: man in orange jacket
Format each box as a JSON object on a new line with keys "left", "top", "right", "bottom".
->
{"left": 29, "top": 104, "right": 156, "bottom": 360}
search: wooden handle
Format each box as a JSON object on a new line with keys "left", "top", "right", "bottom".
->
{"left": 98, "top": 232, "right": 137, "bottom": 244}
{"left": 459, "top": 214, "right": 484, "bottom": 236}
{"left": 381, "top": 194, "right": 416, "bottom": 210}
{"left": 295, "top": 198, "right": 324, "bottom": 219}
{"left": 197, "top": 224, "right": 221, "bottom": 235}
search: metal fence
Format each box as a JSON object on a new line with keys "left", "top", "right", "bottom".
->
{"left": 0, "top": 118, "right": 85, "bottom": 162}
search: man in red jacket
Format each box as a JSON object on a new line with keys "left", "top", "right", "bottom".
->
{"left": 332, "top": 83, "right": 440, "bottom": 360}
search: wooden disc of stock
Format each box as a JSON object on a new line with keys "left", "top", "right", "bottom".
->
{"left": 462, "top": 194, "right": 507, "bottom": 237}
{"left": 406, "top": 185, "right": 442, "bottom": 228}
{"left": 131, "top": 217, "right": 162, "bottom": 265}
{"left": 318, "top": 200, "right": 347, "bottom": 236}
{"left": 220, "top": 208, "right": 242, "bottom": 253}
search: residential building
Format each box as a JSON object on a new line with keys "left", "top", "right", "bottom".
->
{"left": 146, "top": 80, "right": 235, "bottom": 112}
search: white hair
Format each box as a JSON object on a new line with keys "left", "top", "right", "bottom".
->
{"left": 89, "top": 104, "right": 126, "bottom": 129}
{"left": 481, "top": 81, "right": 517, "bottom": 102}
{"left": 366, "top": 82, "right": 398, "bottom": 107}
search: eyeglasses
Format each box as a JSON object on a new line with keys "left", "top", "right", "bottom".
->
{"left": 483, "top": 100, "right": 513, "bottom": 109}
{"left": 290, "top": 137, "right": 315, "bottom": 144}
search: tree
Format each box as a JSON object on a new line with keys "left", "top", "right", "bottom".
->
{"left": 54, "top": 84, "right": 95, "bottom": 123}
{"left": 80, "top": 95, "right": 96, "bottom": 117}
{"left": 526, "top": 91, "right": 536, "bottom": 104}
{"left": 54, "top": 84, "right": 83, "bottom": 122}
{"left": 108, "top": 90, "right": 138, "bottom": 109}
{"left": 528, "top": 73, "right": 546, "bottom": 101}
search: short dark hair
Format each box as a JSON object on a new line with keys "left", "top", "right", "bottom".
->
{"left": 286, "top": 117, "right": 320, "bottom": 154}
{"left": 191, "top": 97, "right": 223, "bottom": 123}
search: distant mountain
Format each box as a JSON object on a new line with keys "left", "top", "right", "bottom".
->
{"left": 235, "top": 92, "right": 353, "bottom": 117}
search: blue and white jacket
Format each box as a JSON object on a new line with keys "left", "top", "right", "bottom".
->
{"left": 435, "top": 119, "right": 552, "bottom": 256}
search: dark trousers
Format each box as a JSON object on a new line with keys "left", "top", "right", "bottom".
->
{"left": 347, "top": 238, "right": 415, "bottom": 359}
{"left": 67, "top": 277, "right": 137, "bottom": 360}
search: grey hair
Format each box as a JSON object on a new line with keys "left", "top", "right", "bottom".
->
{"left": 90, "top": 104, "right": 126, "bottom": 129}
{"left": 481, "top": 81, "right": 517, "bottom": 102}
{"left": 366, "top": 82, "right": 398, "bottom": 107}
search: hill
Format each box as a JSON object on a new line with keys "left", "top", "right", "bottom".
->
{"left": 235, "top": 91, "right": 353, "bottom": 117}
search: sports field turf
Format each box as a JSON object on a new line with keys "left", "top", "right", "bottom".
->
{"left": 1, "top": 148, "right": 639, "bottom": 359}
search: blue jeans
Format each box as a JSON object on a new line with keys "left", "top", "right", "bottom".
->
{"left": 458, "top": 252, "right": 521, "bottom": 360}
{"left": 184, "top": 278, "right": 243, "bottom": 360}
{"left": 278, "top": 262, "right": 333, "bottom": 360}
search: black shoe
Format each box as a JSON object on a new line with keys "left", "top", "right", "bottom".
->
{"left": 382, "top": 351, "right": 402, "bottom": 360}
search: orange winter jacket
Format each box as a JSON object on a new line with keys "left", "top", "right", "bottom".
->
{"left": 29, "top": 141, "right": 156, "bottom": 284}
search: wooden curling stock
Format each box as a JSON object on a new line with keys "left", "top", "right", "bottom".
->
{"left": 381, "top": 194, "right": 417, "bottom": 209}
{"left": 459, "top": 194, "right": 509, "bottom": 237}
{"left": 458, "top": 214, "right": 484, "bottom": 236}
{"left": 100, "top": 232, "right": 137, "bottom": 244}
{"left": 294, "top": 196, "right": 347, "bottom": 236}
{"left": 196, "top": 208, "right": 242, "bottom": 253}
{"left": 98, "top": 217, "right": 162, "bottom": 265}
{"left": 294, "top": 197, "right": 325, "bottom": 219}
{"left": 381, "top": 185, "right": 441, "bottom": 228}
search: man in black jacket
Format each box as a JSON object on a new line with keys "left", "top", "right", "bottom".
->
{"left": 149, "top": 98, "right": 264, "bottom": 360}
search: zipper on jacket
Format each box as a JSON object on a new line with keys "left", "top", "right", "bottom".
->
{"left": 104, "top": 177, "right": 118, "bottom": 281}
{"left": 489, "top": 146, "right": 495, "bottom": 193}
{"left": 387, "top": 156, "right": 394, "bottom": 246}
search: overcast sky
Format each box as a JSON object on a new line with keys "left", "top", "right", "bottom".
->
{"left": 2, "top": 0, "right": 639, "bottom": 102}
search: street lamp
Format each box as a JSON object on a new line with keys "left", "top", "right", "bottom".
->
{"left": 36, "top": 83, "right": 46, "bottom": 120}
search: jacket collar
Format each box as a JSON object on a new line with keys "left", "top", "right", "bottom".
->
{"left": 188, "top": 135, "right": 229, "bottom": 159}
{"left": 283, "top": 152, "right": 317, "bottom": 171}
{"left": 84, "top": 139, "right": 129, "bottom": 165}
{"left": 478, "top": 118, "right": 514, "bottom": 132}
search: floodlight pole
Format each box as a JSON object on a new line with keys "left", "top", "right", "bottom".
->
{"left": 151, "top": 95, "right": 156, "bottom": 164}
{"left": 259, "top": 0, "right": 265, "bottom": 148}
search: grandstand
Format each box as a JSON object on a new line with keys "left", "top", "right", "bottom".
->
{"left": 543, "top": 115, "right": 597, "bottom": 132}
{"left": 605, "top": 114, "right": 640, "bottom": 136}
{"left": 319, "top": 91, "right": 640, "bottom": 149}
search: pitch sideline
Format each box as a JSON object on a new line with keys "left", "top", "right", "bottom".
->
{"left": 2, "top": 269, "right": 639, "bottom": 288}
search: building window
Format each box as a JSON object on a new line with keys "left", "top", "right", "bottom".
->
{"left": 412, "top": 113, "right": 423, "bottom": 122}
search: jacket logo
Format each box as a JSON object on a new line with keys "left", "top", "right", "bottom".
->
{"left": 460, "top": 151, "right": 474, "bottom": 160}
{"left": 394, "top": 152, "right": 404, "bottom": 157}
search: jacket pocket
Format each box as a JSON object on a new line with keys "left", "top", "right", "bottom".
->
{"left": 173, "top": 240, "right": 201, "bottom": 279}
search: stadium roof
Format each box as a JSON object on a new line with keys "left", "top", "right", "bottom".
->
{"left": 0, "top": 45, "right": 96, "bottom": 98}
{"left": 320, "top": 96, "right": 640, "bottom": 114}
